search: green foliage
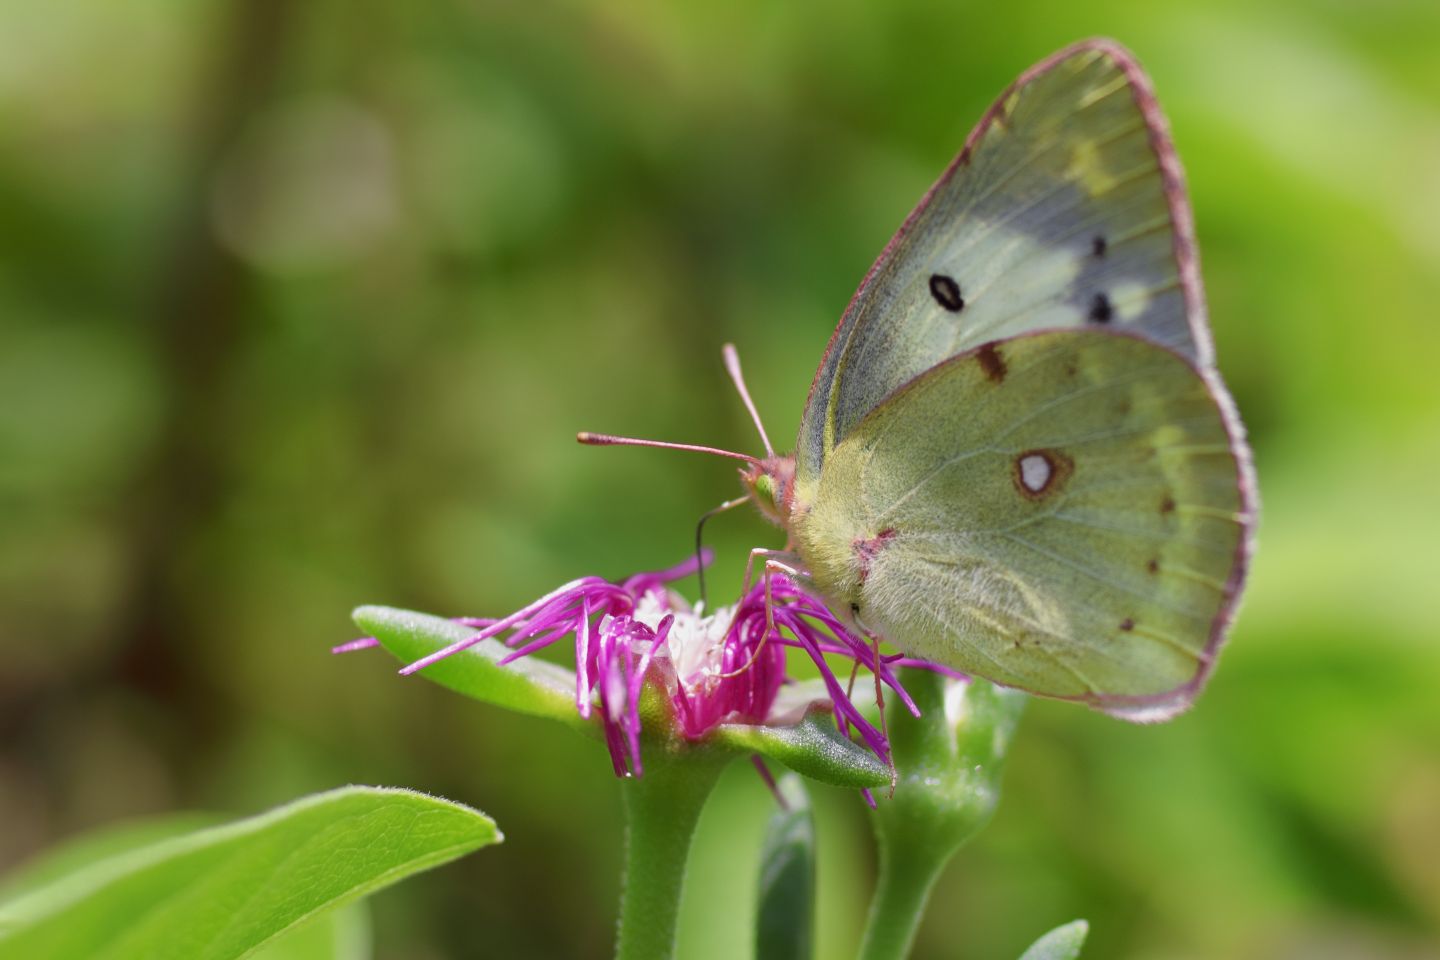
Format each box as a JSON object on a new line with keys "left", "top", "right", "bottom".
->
{"left": 0, "top": 814, "right": 219, "bottom": 903}
{"left": 0, "top": 813, "right": 372, "bottom": 959}
{"left": 0, "top": 787, "right": 498, "bottom": 960}
{"left": 870, "top": 674, "right": 1028, "bottom": 862}
{"left": 248, "top": 905, "right": 370, "bottom": 960}
{"left": 754, "top": 775, "right": 816, "bottom": 960}
{"left": 1017, "top": 920, "right": 1089, "bottom": 960}
{"left": 711, "top": 712, "right": 891, "bottom": 789}
{"left": 354, "top": 606, "right": 581, "bottom": 727}
{"left": 860, "top": 674, "right": 1028, "bottom": 960}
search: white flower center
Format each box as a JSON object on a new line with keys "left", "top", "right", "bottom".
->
{"left": 633, "top": 592, "right": 737, "bottom": 692}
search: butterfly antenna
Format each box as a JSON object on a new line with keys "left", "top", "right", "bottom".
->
{"left": 693, "top": 495, "right": 751, "bottom": 609}
{"left": 722, "top": 343, "right": 775, "bottom": 458}
{"left": 576, "top": 432, "right": 760, "bottom": 464}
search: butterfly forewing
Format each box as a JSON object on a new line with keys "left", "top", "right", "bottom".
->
{"left": 796, "top": 40, "right": 1208, "bottom": 491}
{"left": 792, "top": 330, "right": 1248, "bottom": 718}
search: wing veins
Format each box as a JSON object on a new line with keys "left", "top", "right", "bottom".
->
{"left": 988, "top": 362, "right": 1176, "bottom": 442}
{"left": 1023, "top": 413, "right": 1226, "bottom": 450}
{"left": 911, "top": 592, "right": 1018, "bottom": 677}
{"left": 911, "top": 554, "right": 1068, "bottom": 639}
{"left": 1013, "top": 511, "right": 1240, "bottom": 557}
{"left": 997, "top": 529, "right": 1210, "bottom": 616}
{"left": 871, "top": 447, "right": 993, "bottom": 522}
{"left": 915, "top": 549, "right": 1195, "bottom": 664}
{"left": 1077, "top": 72, "right": 1131, "bottom": 108}
{"left": 923, "top": 117, "right": 1149, "bottom": 282}
{"left": 1109, "top": 213, "right": 1175, "bottom": 246}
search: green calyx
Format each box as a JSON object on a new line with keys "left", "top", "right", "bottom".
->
{"left": 859, "top": 669, "right": 1028, "bottom": 960}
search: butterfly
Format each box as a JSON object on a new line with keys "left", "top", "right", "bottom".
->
{"left": 582, "top": 39, "right": 1256, "bottom": 722}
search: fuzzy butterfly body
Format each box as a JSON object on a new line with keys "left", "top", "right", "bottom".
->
{"left": 770, "top": 39, "right": 1254, "bottom": 721}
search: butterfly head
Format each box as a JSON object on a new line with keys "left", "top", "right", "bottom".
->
{"left": 740, "top": 455, "right": 795, "bottom": 528}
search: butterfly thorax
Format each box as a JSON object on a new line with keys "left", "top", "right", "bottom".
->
{"left": 785, "top": 442, "right": 869, "bottom": 619}
{"left": 740, "top": 455, "right": 796, "bottom": 529}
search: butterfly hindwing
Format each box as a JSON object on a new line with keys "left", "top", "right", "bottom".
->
{"left": 796, "top": 40, "right": 1209, "bottom": 493}
{"left": 791, "top": 330, "right": 1249, "bottom": 718}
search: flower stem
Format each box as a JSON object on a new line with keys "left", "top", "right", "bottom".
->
{"left": 857, "top": 672, "right": 1028, "bottom": 960}
{"left": 614, "top": 752, "right": 728, "bottom": 960}
{"left": 856, "top": 834, "right": 946, "bottom": 960}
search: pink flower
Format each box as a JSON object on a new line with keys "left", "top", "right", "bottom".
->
{"left": 339, "top": 553, "right": 959, "bottom": 780}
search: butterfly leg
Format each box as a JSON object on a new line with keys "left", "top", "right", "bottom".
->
{"left": 760, "top": 554, "right": 803, "bottom": 641}
{"left": 847, "top": 606, "right": 895, "bottom": 787}
{"left": 744, "top": 547, "right": 808, "bottom": 651}
{"left": 717, "top": 550, "right": 802, "bottom": 680}
{"left": 871, "top": 631, "right": 889, "bottom": 759}
{"left": 740, "top": 546, "right": 807, "bottom": 596}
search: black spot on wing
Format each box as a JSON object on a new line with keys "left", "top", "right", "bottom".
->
{"left": 1088, "top": 293, "right": 1113, "bottom": 324}
{"left": 929, "top": 273, "right": 965, "bottom": 312}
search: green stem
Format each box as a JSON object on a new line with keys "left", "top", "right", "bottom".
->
{"left": 614, "top": 754, "right": 727, "bottom": 960}
{"left": 857, "top": 672, "right": 1028, "bottom": 960}
{"left": 856, "top": 836, "right": 946, "bottom": 960}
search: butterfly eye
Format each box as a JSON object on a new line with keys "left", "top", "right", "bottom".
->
{"left": 754, "top": 474, "right": 776, "bottom": 504}
{"left": 927, "top": 273, "right": 965, "bottom": 312}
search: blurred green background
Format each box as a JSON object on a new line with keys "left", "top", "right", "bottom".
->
{"left": 2, "top": 0, "right": 1438, "bottom": 957}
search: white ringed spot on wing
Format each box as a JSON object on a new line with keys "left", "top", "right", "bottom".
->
{"left": 1012, "top": 448, "right": 1074, "bottom": 500}
{"left": 1020, "top": 454, "right": 1051, "bottom": 491}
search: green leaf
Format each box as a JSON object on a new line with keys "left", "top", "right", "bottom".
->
{"left": 754, "top": 775, "right": 815, "bottom": 960}
{"left": 1017, "top": 919, "right": 1089, "bottom": 960}
{"left": 0, "top": 785, "right": 499, "bottom": 960}
{"left": 712, "top": 708, "right": 891, "bottom": 789}
{"left": 0, "top": 813, "right": 373, "bottom": 960}
{"left": 352, "top": 605, "right": 584, "bottom": 729}
{"left": 0, "top": 813, "right": 219, "bottom": 902}
{"left": 250, "top": 902, "right": 370, "bottom": 960}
